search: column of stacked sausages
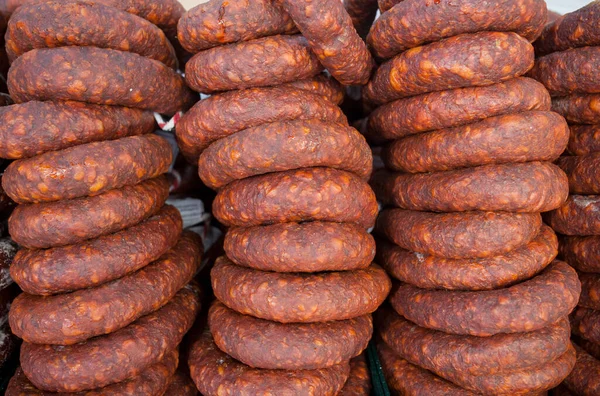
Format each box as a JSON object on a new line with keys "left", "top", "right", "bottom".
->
{"left": 0, "top": 1, "right": 204, "bottom": 394}
{"left": 177, "top": 0, "right": 389, "bottom": 394}
{"left": 532, "top": 3, "right": 600, "bottom": 394}
{"left": 366, "top": 0, "right": 582, "bottom": 394}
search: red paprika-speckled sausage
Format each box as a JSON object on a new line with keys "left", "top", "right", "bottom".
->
{"left": 535, "top": 2, "right": 600, "bottom": 55}
{"left": 6, "top": 350, "right": 178, "bottom": 396}
{"left": 213, "top": 167, "right": 378, "bottom": 228}
{"left": 8, "top": 47, "right": 195, "bottom": 115}
{"left": 343, "top": 0, "right": 378, "bottom": 39}
{"left": 0, "top": 0, "right": 184, "bottom": 39}
{"left": 378, "top": 0, "right": 401, "bottom": 12}
{"left": 188, "top": 329, "right": 350, "bottom": 396}
{"left": 176, "top": 86, "right": 347, "bottom": 162}
{"left": 6, "top": 1, "right": 177, "bottom": 67}
{"left": 382, "top": 111, "right": 568, "bottom": 173}
{"left": 0, "top": 101, "right": 155, "bottom": 160}
{"left": 225, "top": 221, "right": 375, "bottom": 273}
{"left": 529, "top": 47, "right": 600, "bottom": 97}
{"left": 211, "top": 257, "right": 390, "bottom": 323}
{"left": 560, "top": 235, "right": 600, "bottom": 273}
{"left": 377, "top": 225, "right": 557, "bottom": 291}
{"left": 8, "top": 176, "right": 169, "bottom": 249}
{"left": 571, "top": 306, "right": 600, "bottom": 346}
{"left": 165, "top": 371, "right": 198, "bottom": 396}
{"left": 3, "top": 134, "right": 173, "bottom": 204}
{"left": 177, "top": 0, "right": 297, "bottom": 52}
{"left": 563, "top": 345, "right": 600, "bottom": 396}
{"left": 576, "top": 337, "right": 600, "bottom": 361}
{"left": 20, "top": 284, "right": 201, "bottom": 393}
{"left": 10, "top": 231, "right": 201, "bottom": 345}
{"left": 376, "top": 338, "right": 477, "bottom": 396}
{"left": 376, "top": 209, "right": 542, "bottom": 259}
{"left": 546, "top": 195, "right": 600, "bottom": 235}
{"left": 364, "top": 32, "right": 534, "bottom": 106}
{"left": 199, "top": 119, "right": 372, "bottom": 189}
{"left": 209, "top": 302, "right": 372, "bottom": 370}
{"left": 390, "top": 261, "right": 581, "bottom": 336}
{"left": 278, "top": 0, "right": 374, "bottom": 85}
{"left": 553, "top": 94, "right": 600, "bottom": 124}
{"left": 280, "top": 74, "right": 345, "bottom": 105}
{"left": 376, "top": 307, "right": 572, "bottom": 377}
{"left": 366, "top": 77, "right": 551, "bottom": 143}
{"left": 558, "top": 153, "right": 600, "bottom": 194}
{"left": 185, "top": 35, "right": 323, "bottom": 94}
{"left": 338, "top": 353, "right": 371, "bottom": 396}
{"left": 568, "top": 124, "right": 600, "bottom": 155}
{"left": 579, "top": 272, "right": 600, "bottom": 311}
{"left": 11, "top": 204, "right": 182, "bottom": 295}
{"left": 368, "top": 0, "right": 546, "bottom": 59}
{"left": 373, "top": 162, "right": 568, "bottom": 213}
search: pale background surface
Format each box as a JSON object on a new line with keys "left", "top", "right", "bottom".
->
{"left": 179, "top": 0, "right": 592, "bottom": 15}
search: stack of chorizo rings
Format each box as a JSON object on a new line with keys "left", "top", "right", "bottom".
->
{"left": 0, "top": 1, "right": 204, "bottom": 394}
{"left": 533, "top": 3, "right": 600, "bottom": 394}
{"left": 366, "top": 0, "right": 583, "bottom": 394}
{"left": 177, "top": 0, "right": 389, "bottom": 394}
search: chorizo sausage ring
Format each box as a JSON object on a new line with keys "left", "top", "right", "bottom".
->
{"left": 213, "top": 167, "right": 378, "bottom": 228}
{"left": 224, "top": 221, "right": 375, "bottom": 273}
{"left": 339, "top": 354, "right": 371, "bottom": 396}
{"left": 373, "top": 162, "right": 568, "bottom": 213}
{"left": 11, "top": 204, "right": 182, "bottom": 295}
{"left": 364, "top": 32, "right": 534, "bottom": 106}
{"left": 10, "top": 231, "right": 200, "bottom": 345}
{"left": 535, "top": 2, "right": 600, "bottom": 56}
{"left": 376, "top": 307, "right": 572, "bottom": 377}
{"left": 368, "top": 0, "right": 546, "bottom": 59}
{"left": 199, "top": 119, "right": 372, "bottom": 189}
{"left": 3, "top": 134, "right": 173, "bottom": 204}
{"left": 165, "top": 371, "right": 198, "bottom": 396}
{"left": 177, "top": 0, "right": 297, "bottom": 52}
{"left": 579, "top": 272, "right": 600, "bottom": 311}
{"left": 375, "top": 209, "right": 542, "bottom": 259}
{"left": 546, "top": 195, "right": 600, "bottom": 235}
{"left": 8, "top": 47, "right": 195, "bottom": 115}
{"left": 377, "top": 225, "right": 557, "bottom": 291}
{"left": 0, "top": 101, "right": 155, "bottom": 160}
{"left": 568, "top": 124, "right": 600, "bottom": 156}
{"left": 376, "top": 339, "right": 477, "bottom": 396}
{"left": 280, "top": 74, "right": 345, "bottom": 105}
{"left": 552, "top": 94, "right": 600, "bottom": 124}
{"left": 382, "top": 111, "right": 568, "bottom": 173}
{"left": 6, "top": 350, "right": 178, "bottom": 396}
{"left": 558, "top": 153, "right": 600, "bottom": 195}
{"left": 390, "top": 261, "right": 581, "bottom": 336}
{"left": 8, "top": 176, "right": 170, "bottom": 249}
{"left": 188, "top": 329, "right": 350, "bottom": 396}
{"left": 6, "top": 0, "right": 177, "bottom": 67}
{"left": 185, "top": 35, "right": 323, "bottom": 94}
{"left": 576, "top": 337, "right": 600, "bottom": 361}
{"left": 571, "top": 306, "right": 600, "bottom": 346}
{"left": 377, "top": 0, "right": 400, "bottom": 12}
{"left": 211, "top": 257, "right": 390, "bottom": 323}
{"left": 209, "top": 301, "right": 372, "bottom": 370}
{"left": 366, "top": 77, "right": 550, "bottom": 143}
{"left": 176, "top": 86, "right": 347, "bottom": 163}
{"left": 529, "top": 47, "right": 600, "bottom": 97}
{"left": 563, "top": 345, "right": 600, "bottom": 396}
{"left": 20, "top": 283, "right": 201, "bottom": 393}
{"left": 560, "top": 235, "right": 600, "bottom": 273}
{"left": 278, "top": 0, "right": 374, "bottom": 85}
